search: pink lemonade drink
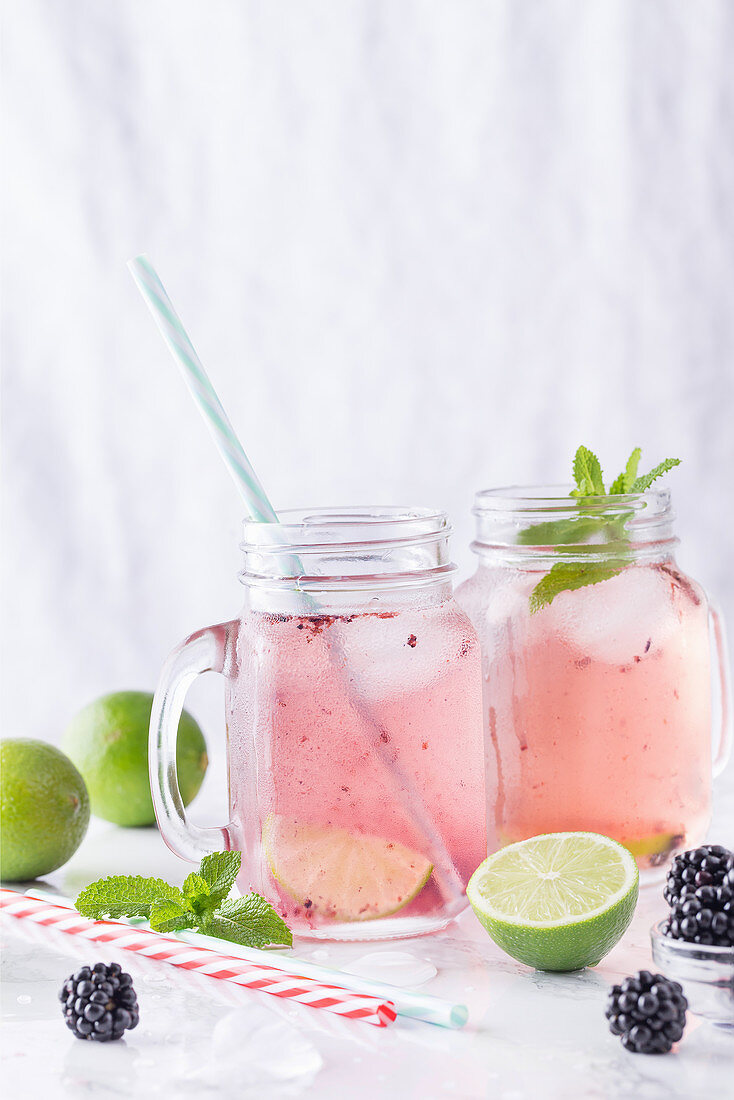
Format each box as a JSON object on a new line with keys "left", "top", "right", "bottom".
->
{"left": 457, "top": 488, "right": 729, "bottom": 880}
{"left": 227, "top": 600, "right": 485, "bottom": 935}
{"left": 151, "top": 508, "right": 486, "bottom": 939}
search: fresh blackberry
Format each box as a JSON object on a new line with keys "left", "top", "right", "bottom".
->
{"left": 606, "top": 971, "right": 687, "bottom": 1054}
{"left": 664, "top": 845, "right": 733, "bottom": 907}
{"left": 662, "top": 844, "right": 734, "bottom": 947}
{"left": 59, "top": 962, "right": 139, "bottom": 1041}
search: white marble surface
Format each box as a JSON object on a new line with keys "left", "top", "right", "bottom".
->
{"left": 2, "top": 818, "right": 732, "bottom": 1100}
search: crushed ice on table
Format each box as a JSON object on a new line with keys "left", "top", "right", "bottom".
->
{"left": 341, "top": 951, "right": 437, "bottom": 986}
{"left": 208, "top": 1004, "right": 323, "bottom": 1085}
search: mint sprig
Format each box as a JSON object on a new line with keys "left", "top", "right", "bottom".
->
{"left": 526, "top": 446, "right": 680, "bottom": 611}
{"left": 75, "top": 850, "right": 292, "bottom": 949}
{"left": 149, "top": 896, "right": 196, "bottom": 934}
{"left": 571, "top": 444, "right": 680, "bottom": 500}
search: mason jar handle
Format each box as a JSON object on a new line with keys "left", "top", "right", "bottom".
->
{"left": 710, "top": 604, "right": 732, "bottom": 778}
{"left": 149, "top": 621, "right": 237, "bottom": 863}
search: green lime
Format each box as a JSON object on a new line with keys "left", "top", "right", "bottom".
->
{"left": 262, "top": 815, "right": 433, "bottom": 922}
{"left": 62, "top": 691, "right": 207, "bottom": 827}
{"left": 0, "top": 739, "right": 90, "bottom": 881}
{"left": 467, "top": 831, "right": 639, "bottom": 971}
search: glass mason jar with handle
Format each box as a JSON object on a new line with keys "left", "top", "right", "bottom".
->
{"left": 455, "top": 486, "right": 731, "bottom": 882}
{"left": 151, "top": 507, "right": 486, "bottom": 939}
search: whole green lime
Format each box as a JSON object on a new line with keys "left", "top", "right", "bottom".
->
{"left": 62, "top": 691, "right": 207, "bottom": 827}
{"left": 1, "top": 739, "right": 91, "bottom": 881}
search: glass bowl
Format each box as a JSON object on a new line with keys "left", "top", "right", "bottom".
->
{"left": 650, "top": 920, "right": 734, "bottom": 1027}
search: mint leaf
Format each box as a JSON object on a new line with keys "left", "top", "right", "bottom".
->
{"left": 184, "top": 853, "right": 242, "bottom": 918}
{"left": 182, "top": 871, "right": 217, "bottom": 917}
{"left": 517, "top": 515, "right": 611, "bottom": 547}
{"left": 571, "top": 446, "right": 605, "bottom": 497}
{"left": 183, "top": 872, "right": 210, "bottom": 902}
{"left": 150, "top": 897, "right": 196, "bottom": 934}
{"left": 624, "top": 447, "right": 642, "bottom": 490}
{"left": 76, "top": 876, "right": 183, "bottom": 920}
{"left": 529, "top": 559, "right": 628, "bottom": 613}
{"left": 630, "top": 458, "right": 680, "bottom": 493}
{"left": 609, "top": 447, "right": 642, "bottom": 494}
{"left": 201, "top": 894, "right": 293, "bottom": 949}
{"left": 198, "top": 851, "right": 241, "bottom": 904}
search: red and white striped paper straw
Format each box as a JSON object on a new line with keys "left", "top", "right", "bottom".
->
{"left": 0, "top": 889, "right": 396, "bottom": 1027}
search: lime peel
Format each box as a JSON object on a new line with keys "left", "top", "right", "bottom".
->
{"left": 0, "top": 738, "right": 90, "bottom": 881}
{"left": 62, "top": 690, "right": 207, "bottom": 827}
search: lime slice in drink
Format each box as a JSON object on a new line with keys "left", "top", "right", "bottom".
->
{"left": 262, "top": 816, "right": 433, "bottom": 922}
{"left": 467, "top": 832, "right": 639, "bottom": 971}
{"left": 620, "top": 832, "right": 679, "bottom": 862}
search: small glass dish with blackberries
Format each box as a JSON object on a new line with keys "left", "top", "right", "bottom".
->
{"left": 650, "top": 843, "right": 734, "bottom": 1028}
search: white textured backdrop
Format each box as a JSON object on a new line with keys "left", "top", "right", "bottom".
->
{"left": 3, "top": 1, "right": 733, "bottom": 824}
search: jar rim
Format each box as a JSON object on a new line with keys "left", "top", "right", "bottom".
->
{"left": 239, "top": 505, "right": 456, "bottom": 590}
{"left": 471, "top": 484, "right": 676, "bottom": 560}
{"left": 473, "top": 484, "right": 671, "bottom": 515}
{"left": 241, "top": 506, "right": 450, "bottom": 552}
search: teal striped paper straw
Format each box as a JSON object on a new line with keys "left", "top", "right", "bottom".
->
{"left": 128, "top": 254, "right": 277, "bottom": 523}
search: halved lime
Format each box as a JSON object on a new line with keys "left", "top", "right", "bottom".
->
{"left": 467, "top": 832, "right": 638, "bottom": 971}
{"left": 262, "top": 816, "right": 433, "bottom": 922}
